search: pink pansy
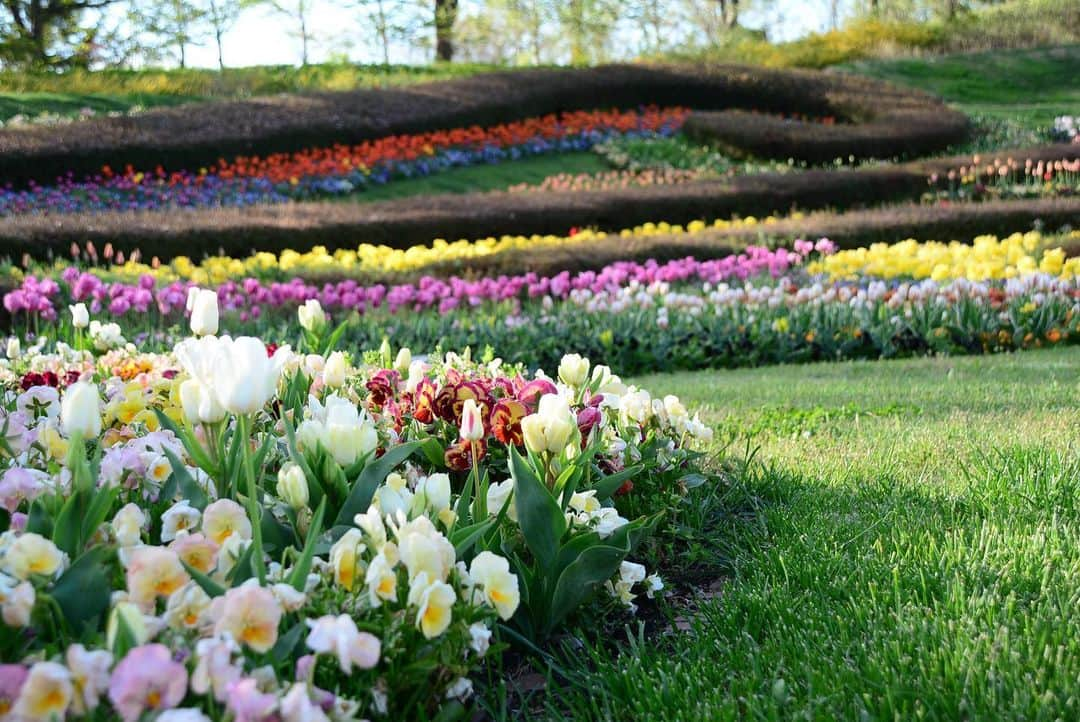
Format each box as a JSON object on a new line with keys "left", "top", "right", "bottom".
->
{"left": 107, "top": 644, "right": 188, "bottom": 722}
{"left": 0, "top": 468, "right": 49, "bottom": 513}
{"left": 190, "top": 635, "right": 241, "bottom": 703}
{"left": 225, "top": 678, "right": 278, "bottom": 722}
{"left": 0, "top": 665, "right": 28, "bottom": 715}
{"left": 280, "top": 683, "right": 330, "bottom": 722}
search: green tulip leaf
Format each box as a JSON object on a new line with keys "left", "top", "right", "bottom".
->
{"left": 52, "top": 546, "right": 111, "bottom": 633}
{"left": 509, "top": 445, "right": 565, "bottom": 570}
{"left": 333, "top": 440, "right": 423, "bottom": 528}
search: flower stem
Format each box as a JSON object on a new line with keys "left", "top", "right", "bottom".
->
{"left": 237, "top": 414, "right": 267, "bottom": 583}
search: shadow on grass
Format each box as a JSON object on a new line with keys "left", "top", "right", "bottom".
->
{"left": 484, "top": 443, "right": 1080, "bottom": 720}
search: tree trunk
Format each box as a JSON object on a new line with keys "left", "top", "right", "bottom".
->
{"left": 210, "top": 0, "right": 225, "bottom": 69}
{"left": 299, "top": 11, "right": 309, "bottom": 65}
{"left": 435, "top": 0, "right": 458, "bottom": 62}
{"left": 376, "top": 0, "right": 389, "bottom": 65}
{"left": 717, "top": 0, "right": 738, "bottom": 30}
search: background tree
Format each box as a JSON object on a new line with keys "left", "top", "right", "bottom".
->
{"left": 623, "top": 0, "right": 671, "bottom": 53}
{"left": 717, "top": 0, "right": 739, "bottom": 27}
{"left": 130, "top": 0, "right": 208, "bottom": 68}
{"left": 354, "top": 0, "right": 421, "bottom": 65}
{"left": 0, "top": 0, "right": 118, "bottom": 66}
{"left": 559, "top": 0, "right": 619, "bottom": 64}
{"left": 245, "top": 0, "right": 317, "bottom": 65}
{"left": 502, "top": 0, "right": 550, "bottom": 64}
{"left": 433, "top": 0, "right": 457, "bottom": 61}
{"left": 206, "top": 0, "right": 243, "bottom": 68}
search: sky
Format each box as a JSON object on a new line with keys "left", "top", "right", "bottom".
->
{"left": 166, "top": 1, "right": 850, "bottom": 69}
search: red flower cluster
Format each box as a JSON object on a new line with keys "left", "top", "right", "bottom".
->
{"left": 364, "top": 367, "right": 569, "bottom": 472}
{"left": 20, "top": 370, "right": 80, "bottom": 390}
{"left": 193, "top": 107, "right": 689, "bottom": 185}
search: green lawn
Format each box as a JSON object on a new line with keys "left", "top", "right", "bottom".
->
{"left": 524, "top": 348, "right": 1080, "bottom": 720}
{"left": 333, "top": 152, "right": 611, "bottom": 203}
{"left": 842, "top": 45, "right": 1080, "bottom": 129}
{"left": 0, "top": 91, "right": 201, "bottom": 122}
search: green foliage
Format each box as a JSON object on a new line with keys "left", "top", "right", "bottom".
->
{"left": 659, "top": 1, "right": 1080, "bottom": 70}
{"left": 506, "top": 446, "right": 660, "bottom": 640}
{"left": 594, "top": 135, "right": 796, "bottom": 175}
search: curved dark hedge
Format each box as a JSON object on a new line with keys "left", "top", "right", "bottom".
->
{"left": 682, "top": 107, "right": 970, "bottom": 163}
{"left": 0, "top": 63, "right": 969, "bottom": 186}
{"left": 0, "top": 167, "right": 930, "bottom": 260}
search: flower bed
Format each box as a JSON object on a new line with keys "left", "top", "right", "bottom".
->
{"left": 11, "top": 214, "right": 788, "bottom": 287}
{"left": 0, "top": 311, "right": 714, "bottom": 719}
{"left": 4, "top": 248, "right": 813, "bottom": 323}
{"left": 3, "top": 235, "right": 1078, "bottom": 375}
{"left": 0, "top": 108, "right": 687, "bottom": 216}
{"left": 807, "top": 231, "right": 1080, "bottom": 280}
{"left": 924, "top": 156, "right": 1080, "bottom": 202}
{"left": 507, "top": 167, "right": 705, "bottom": 194}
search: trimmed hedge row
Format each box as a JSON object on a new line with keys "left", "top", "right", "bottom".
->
{"left": 0, "top": 167, "right": 930, "bottom": 260}
{"left": 0, "top": 63, "right": 968, "bottom": 186}
{"left": 683, "top": 108, "right": 969, "bottom": 163}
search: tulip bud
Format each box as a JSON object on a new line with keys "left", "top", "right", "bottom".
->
{"left": 298, "top": 299, "right": 326, "bottom": 333}
{"left": 558, "top": 354, "right": 590, "bottom": 387}
{"left": 379, "top": 338, "right": 392, "bottom": 366}
{"left": 277, "top": 463, "right": 309, "bottom": 510}
{"left": 460, "top": 398, "right": 484, "bottom": 441}
{"left": 187, "top": 288, "right": 219, "bottom": 337}
{"left": 69, "top": 303, "right": 90, "bottom": 329}
{"left": 106, "top": 601, "right": 150, "bottom": 650}
{"left": 323, "top": 351, "right": 348, "bottom": 388}
{"left": 61, "top": 381, "right": 102, "bottom": 439}
{"left": 5, "top": 338, "right": 19, "bottom": 360}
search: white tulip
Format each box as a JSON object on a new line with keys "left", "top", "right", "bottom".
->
{"left": 179, "top": 378, "right": 225, "bottom": 425}
{"left": 298, "top": 299, "right": 326, "bottom": 333}
{"left": 187, "top": 288, "right": 219, "bottom": 337}
{"left": 215, "top": 337, "right": 288, "bottom": 416}
{"left": 323, "top": 351, "right": 348, "bottom": 388}
{"left": 558, "top": 353, "right": 590, "bottom": 387}
{"left": 297, "top": 394, "right": 377, "bottom": 467}
{"left": 459, "top": 398, "right": 484, "bottom": 441}
{"left": 412, "top": 473, "right": 451, "bottom": 514}
{"left": 60, "top": 381, "right": 101, "bottom": 439}
{"left": 277, "top": 463, "right": 309, "bottom": 510}
{"left": 520, "top": 394, "right": 576, "bottom": 455}
{"left": 69, "top": 303, "right": 90, "bottom": 329}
